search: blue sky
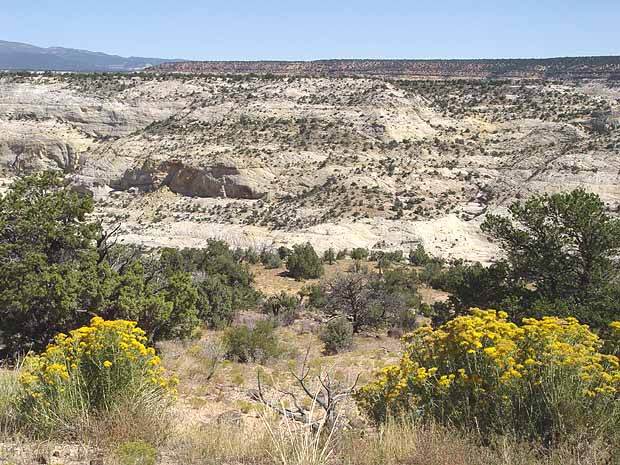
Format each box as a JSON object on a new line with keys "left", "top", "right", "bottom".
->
{"left": 3, "top": 0, "right": 619, "bottom": 60}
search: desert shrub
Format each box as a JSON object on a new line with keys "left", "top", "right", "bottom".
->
{"left": 261, "top": 292, "right": 300, "bottom": 326}
{"left": 419, "top": 259, "right": 448, "bottom": 288}
{"left": 472, "top": 189, "right": 620, "bottom": 328}
{"left": 115, "top": 440, "right": 158, "bottom": 465}
{"left": 350, "top": 247, "right": 369, "bottom": 261}
{"left": 286, "top": 243, "right": 324, "bottom": 280}
{"left": 408, "top": 244, "right": 431, "bottom": 266}
{"left": 482, "top": 189, "right": 620, "bottom": 307}
{"left": 99, "top": 261, "right": 200, "bottom": 342}
{"left": 390, "top": 308, "right": 424, "bottom": 332}
{"left": 0, "top": 174, "right": 235, "bottom": 356}
{"left": 323, "top": 248, "right": 336, "bottom": 264}
{"left": 277, "top": 246, "right": 292, "bottom": 260}
{"left": 261, "top": 251, "right": 283, "bottom": 269}
{"left": 336, "top": 249, "right": 348, "bottom": 260}
{"left": 324, "top": 270, "right": 425, "bottom": 333}
{"left": 356, "top": 309, "right": 620, "bottom": 443}
{"left": 371, "top": 250, "right": 404, "bottom": 264}
{"left": 431, "top": 261, "right": 528, "bottom": 325}
{"left": 17, "top": 317, "right": 177, "bottom": 435}
{"left": 182, "top": 339, "right": 225, "bottom": 382}
{"left": 160, "top": 243, "right": 259, "bottom": 329}
{"left": 241, "top": 247, "right": 260, "bottom": 264}
{"left": 222, "top": 321, "right": 280, "bottom": 363}
{"left": 196, "top": 275, "right": 237, "bottom": 329}
{"left": 303, "top": 284, "right": 327, "bottom": 309}
{"left": 348, "top": 259, "right": 365, "bottom": 274}
{"left": 324, "top": 273, "right": 380, "bottom": 332}
{"left": 320, "top": 317, "right": 354, "bottom": 354}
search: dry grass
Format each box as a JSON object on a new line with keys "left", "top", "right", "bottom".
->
{"left": 0, "top": 366, "right": 19, "bottom": 437}
{"left": 249, "top": 260, "right": 375, "bottom": 296}
{"left": 336, "top": 420, "right": 617, "bottom": 465}
{"left": 79, "top": 399, "right": 174, "bottom": 448}
{"left": 168, "top": 421, "right": 273, "bottom": 465}
{"left": 162, "top": 418, "right": 618, "bottom": 465}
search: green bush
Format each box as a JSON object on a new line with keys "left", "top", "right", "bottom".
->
{"left": 465, "top": 189, "right": 620, "bottom": 329}
{"left": 323, "top": 248, "right": 336, "bottom": 264}
{"left": 222, "top": 321, "right": 280, "bottom": 363}
{"left": 99, "top": 260, "right": 200, "bottom": 342}
{"left": 261, "top": 292, "right": 300, "bottom": 326}
{"left": 277, "top": 246, "right": 292, "bottom": 260}
{"left": 261, "top": 250, "right": 283, "bottom": 269}
{"left": 0, "top": 175, "right": 252, "bottom": 356}
{"left": 324, "top": 270, "right": 426, "bottom": 333}
{"left": 350, "top": 248, "right": 369, "bottom": 261}
{"left": 115, "top": 441, "right": 158, "bottom": 465}
{"left": 286, "top": 243, "right": 324, "bottom": 281}
{"left": 391, "top": 308, "right": 423, "bottom": 332}
{"left": 408, "top": 244, "right": 431, "bottom": 266}
{"left": 0, "top": 173, "right": 100, "bottom": 356}
{"left": 320, "top": 317, "right": 354, "bottom": 354}
{"left": 419, "top": 259, "right": 447, "bottom": 289}
{"left": 336, "top": 249, "right": 348, "bottom": 260}
{"left": 159, "top": 243, "right": 259, "bottom": 329}
{"left": 196, "top": 275, "right": 236, "bottom": 329}
{"left": 242, "top": 247, "right": 260, "bottom": 264}
{"left": 303, "top": 284, "right": 327, "bottom": 309}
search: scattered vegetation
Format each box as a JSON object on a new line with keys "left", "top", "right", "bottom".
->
{"left": 3, "top": 172, "right": 620, "bottom": 463}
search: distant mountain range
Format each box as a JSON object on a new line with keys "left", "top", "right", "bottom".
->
{"left": 0, "top": 40, "right": 182, "bottom": 72}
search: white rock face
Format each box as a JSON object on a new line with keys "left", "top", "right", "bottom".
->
{"left": 1, "top": 74, "right": 618, "bottom": 261}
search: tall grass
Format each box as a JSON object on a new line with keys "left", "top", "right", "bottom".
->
{"left": 79, "top": 392, "right": 174, "bottom": 447}
{"left": 167, "top": 417, "right": 617, "bottom": 465}
{"left": 0, "top": 364, "right": 20, "bottom": 436}
{"left": 261, "top": 405, "right": 337, "bottom": 465}
{"left": 336, "top": 420, "right": 617, "bottom": 465}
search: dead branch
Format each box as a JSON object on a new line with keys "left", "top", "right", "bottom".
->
{"left": 253, "top": 347, "right": 360, "bottom": 430}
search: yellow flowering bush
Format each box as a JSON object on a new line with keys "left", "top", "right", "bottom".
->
{"left": 18, "top": 317, "right": 178, "bottom": 433}
{"left": 356, "top": 309, "right": 620, "bottom": 441}
{"left": 604, "top": 321, "right": 620, "bottom": 356}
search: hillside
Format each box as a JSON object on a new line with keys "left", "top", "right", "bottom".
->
{"left": 0, "top": 40, "right": 181, "bottom": 72}
{"left": 0, "top": 72, "right": 619, "bottom": 261}
{"left": 149, "top": 56, "right": 620, "bottom": 80}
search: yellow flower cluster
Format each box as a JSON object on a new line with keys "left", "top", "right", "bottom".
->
{"left": 356, "top": 309, "right": 620, "bottom": 426}
{"left": 605, "top": 321, "right": 620, "bottom": 356}
{"left": 20, "top": 317, "right": 178, "bottom": 405}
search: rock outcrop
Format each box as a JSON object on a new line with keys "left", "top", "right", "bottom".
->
{"left": 115, "top": 160, "right": 272, "bottom": 199}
